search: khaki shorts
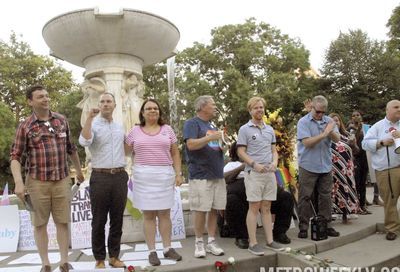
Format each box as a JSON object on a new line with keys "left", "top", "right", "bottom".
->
{"left": 189, "top": 178, "right": 227, "bottom": 211}
{"left": 244, "top": 170, "right": 277, "bottom": 202}
{"left": 26, "top": 176, "right": 72, "bottom": 227}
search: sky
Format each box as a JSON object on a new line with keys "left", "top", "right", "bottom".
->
{"left": 0, "top": 0, "right": 398, "bottom": 82}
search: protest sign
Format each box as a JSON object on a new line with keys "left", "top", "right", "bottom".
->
{"left": 0, "top": 205, "right": 19, "bottom": 253}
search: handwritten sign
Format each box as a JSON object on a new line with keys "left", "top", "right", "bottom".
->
{"left": 18, "top": 210, "right": 58, "bottom": 251}
{"left": 71, "top": 187, "right": 92, "bottom": 249}
{"left": 0, "top": 205, "right": 19, "bottom": 253}
{"left": 155, "top": 187, "right": 186, "bottom": 241}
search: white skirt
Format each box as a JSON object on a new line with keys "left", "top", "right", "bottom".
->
{"left": 132, "top": 165, "right": 175, "bottom": 210}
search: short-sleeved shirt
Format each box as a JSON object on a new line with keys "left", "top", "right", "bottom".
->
{"left": 10, "top": 111, "right": 76, "bottom": 181}
{"left": 237, "top": 120, "right": 276, "bottom": 171}
{"left": 297, "top": 112, "right": 335, "bottom": 173}
{"left": 125, "top": 124, "right": 177, "bottom": 166}
{"left": 183, "top": 117, "right": 224, "bottom": 179}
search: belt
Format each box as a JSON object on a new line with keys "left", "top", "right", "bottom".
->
{"left": 92, "top": 167, "right": 125, "bottom": 174}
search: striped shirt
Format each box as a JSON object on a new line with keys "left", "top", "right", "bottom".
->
{"left": 10, "top": 111, "right": 76, "bottom": 181}
{"left": 125, "top": 125, "right": 177, "bottom": 165}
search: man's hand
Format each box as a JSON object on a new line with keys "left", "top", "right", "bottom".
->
{"left": 207, "top": 130, "right": 223, "bottom": 141}
{"left": 76, "top": 170, "right": 85, "bottom": 183}
{"left": 381, "top": 138, "right": 395, "bottom": 147}
{"left": 88, "top": 108, "right": 100, "bottom": 119}
{"left": 392, "top": 131, "right": 400, "bottom": 139}
{"left": 324, "top": 121, "right": 336, "bottom": 137}
{"left": 266, "top": 163, "right": 277, "bottom": 172}
{"left": 14, "top": 182, "right": 25, "bottom": 200}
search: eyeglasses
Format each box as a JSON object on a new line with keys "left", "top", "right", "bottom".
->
{"left": 144, "top": 107, "right": 159, "bottom": 111}
{"left": 313, "top": 107, "right": 325, "bottom": 114}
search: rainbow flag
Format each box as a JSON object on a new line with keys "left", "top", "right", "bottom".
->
{"left": 275, "top": 167, "right": 292, "bottom": 189}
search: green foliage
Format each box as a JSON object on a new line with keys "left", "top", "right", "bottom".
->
{"left": 55, "top": 88, "right": 85, "bottom": 165}
{"left": 321, "top": 29, "right": 399, "bottom": 123}
{"left": 387, "top": 5, "right": 400, "bottom": 51}
{"left": 0, "top": 32, "right": 75, "bottom": 122}
{"left": 171, "top": 18, "right": 314, "bottom": 137}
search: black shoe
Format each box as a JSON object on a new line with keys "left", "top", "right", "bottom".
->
{"left": 298, "top": 230, "right": 308, "bottom": 239}
{"left": 327, "top": 227, "right": 340, "bottom": 237}
{"left": 274, "top": 233, "right": 291, "bottom": 244}
{"left": 386, "top": 232, "right": 397, "bottom": 241}
{"left": 234, "top": 238, "right": 249, "bottom": 249}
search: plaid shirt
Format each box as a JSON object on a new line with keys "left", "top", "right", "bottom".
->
{"left": 10, "top": 111, "right": 77, "bottom": 181}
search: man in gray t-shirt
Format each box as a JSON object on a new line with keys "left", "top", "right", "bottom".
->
{"left": 237, "top": 97, "right": 280, "bottom": 255}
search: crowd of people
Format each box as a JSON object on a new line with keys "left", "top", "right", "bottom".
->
{"left": 9, "top": 85, "right": 400, "bottom": 271}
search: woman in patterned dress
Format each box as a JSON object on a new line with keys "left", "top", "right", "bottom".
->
{"left": 329, "top": 113, "right": 360, "bottom": 224}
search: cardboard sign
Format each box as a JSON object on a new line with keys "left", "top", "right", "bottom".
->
{"left": 155, "top": 187, "right": 186, "bottom": 241}
{"left": 0, "top": 205, "right": 19, "bottom": 253}
{"left": 71, "top": 187, "right": 92, "bottom": 249}
{"left": 18, "top": 210, "right": 58, "bottom": 251}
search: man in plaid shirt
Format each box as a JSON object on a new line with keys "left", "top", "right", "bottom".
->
{"left": 10, "top": 85, "right": 84, "bottom": 272}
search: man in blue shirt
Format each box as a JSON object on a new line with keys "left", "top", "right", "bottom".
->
{"left": 296, "top": 95, "right": 340, "bottom": 239}
{"left": 362, "top": 100, "right": 400, "bottom": 241}
{"left": 183, "top": 95, "right": 226, "bottom": 258}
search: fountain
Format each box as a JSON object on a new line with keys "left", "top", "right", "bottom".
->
{"left": 42, "top": 7, "right": 180, "bottom": 132}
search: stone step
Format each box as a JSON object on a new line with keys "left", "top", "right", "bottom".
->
{"left": 315, "top": 231, "right": 400, "bottom": 270}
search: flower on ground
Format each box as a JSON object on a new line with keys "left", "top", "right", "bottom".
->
{"left": 227, "top": 257, "right": 235, "bottom": 264}
{"left": 305, "top": 255, "right": 313, "bottom": 261}
{"left": 127, "top": 265, "right": 135, "bottom": 272}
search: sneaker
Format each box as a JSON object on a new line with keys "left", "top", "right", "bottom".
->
{"left": 163, "top": 248, "right": 182, "bottom": 261}
{"left": 326, "top": 227, "right": 340, "bottom": 237}
{"left": 148, "top": 252, "right": 161, "bottom": 266}
{"left": 205, "top": 240, "right": 224, "bottom": 256}
{"left": 194, "top": 241, "right": 206, "bottom": 258}
{"left": 298, "top": 230, "right": 308, "bottom": 239}
{"left": 248, "top": 244, "right": 264, "bottom": 256}
{"left": 265, "top": 241, "right": 282, "bottom": 250}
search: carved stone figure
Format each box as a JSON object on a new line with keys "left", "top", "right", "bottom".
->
{"left": 122, "top": 74, "right": 145, "bottom": 131}
{"left": 77, "top": 77, "right": 106, "bottom": 127}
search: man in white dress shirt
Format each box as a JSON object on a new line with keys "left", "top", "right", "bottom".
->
{"left": 79, "top": 93, "right": 128, "bottom": 268}
{"left": 362, "top": 100, "right": 400, "bottom": 241}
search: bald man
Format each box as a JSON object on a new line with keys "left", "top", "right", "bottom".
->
{"left": 362, "top": 100, "right": 400, "bottom": 241}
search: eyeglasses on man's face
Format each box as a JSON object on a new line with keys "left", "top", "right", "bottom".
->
{"left": 313, "top": 107, "right": 325, "bottom": 114}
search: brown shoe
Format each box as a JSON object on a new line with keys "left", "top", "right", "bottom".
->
{"left": 40, "top": 265, "right": 51, "bottom": 272}
{"left": 386, "top": 232, "right": 397, "bottom": 241}
{"left": 59, "top": 263, "right": 73, "bottom": 272}
{"left": 148, "top": 251, "right": 161, "bottom": 266}
{"left": 163, "top": 248, "right": 182, "bottom": 261}
{"left": 109, "top": 257, "right": 126, "bottom": 268}
{"left": 95, "top": 260, "right": 106, "bottom": 269}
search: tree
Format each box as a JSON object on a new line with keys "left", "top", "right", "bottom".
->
{"left": 320, "top": 29, "right": 394, "bottom": 123}
{"left": 387, "top": 5, "right": 400, "bottom": 51}
{"left": 55, "top": 88, "right": 85, "bottom": 165}
{"left": 0, "top": 32, "right": 75, "bottom": 122}
{"left": 172, "top": 18, "right": 314, "bottom": 137}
